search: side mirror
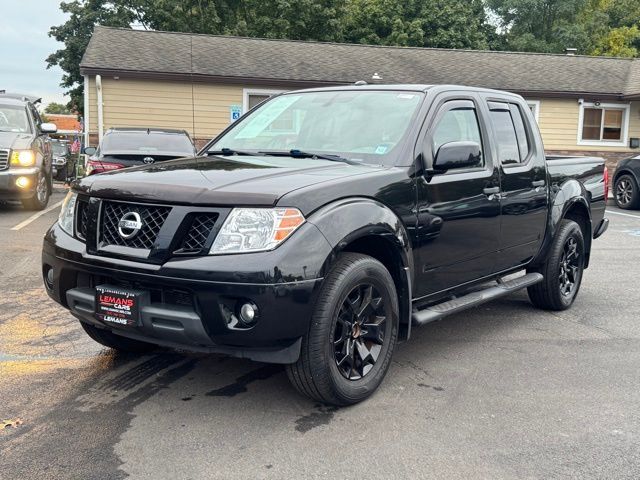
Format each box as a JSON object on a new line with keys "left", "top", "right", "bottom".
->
{"left": 40, "top": 122, "right": 57, "bottom": 134}
{"left": 83, "top": 146, "right": 96, "bottom": 156}
{"left": 433, "top": 141, "right": 482, "bottom": 171}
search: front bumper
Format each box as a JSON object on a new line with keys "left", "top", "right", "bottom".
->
{"left": 43, "top": 222, "right": 331, "bottom": 363}
{"left": 0, "top": 168, "right": 38, "bottom": 199}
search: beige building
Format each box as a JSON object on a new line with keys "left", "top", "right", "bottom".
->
{"left": 81, "top": 27, "right": 640, "bottom": 170}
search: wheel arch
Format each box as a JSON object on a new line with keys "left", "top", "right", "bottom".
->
{"left": 613, "top": 168, "right": 640, "bottom": 186}
{"left": 308, "top": 198, "right": 414, "bottom": 341}
{"left": 532, "top": 180, "right": 593, "bottom": 269}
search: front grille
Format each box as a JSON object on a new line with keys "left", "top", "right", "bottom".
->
{"left": 176, "top": 213, "right": 219, "bottom": 254}
{"left": 0, "top": 149, "right": 9, "bottom": 170}
{"left": 100, "top": 201, "right": 171, "bottom": 250}
{"left": 76, "top": 198, "right": 89, "bottom": 240}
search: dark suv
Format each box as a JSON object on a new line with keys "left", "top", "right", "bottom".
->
{"left": 84, "top": 128, "right": 197, "bottom": 175}
{"left": 0, "top": 93, "right": 57, "bottom": 209}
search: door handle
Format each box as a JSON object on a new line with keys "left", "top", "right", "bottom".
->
{"left": 532, "top": 180, "right": 546, "bottom": 188}
{"left": 483, "top": 186, "right": 500, "bottom": 195}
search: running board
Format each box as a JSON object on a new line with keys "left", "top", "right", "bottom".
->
{"left": 411, "top": 273, "right": 543, "bottom": 326}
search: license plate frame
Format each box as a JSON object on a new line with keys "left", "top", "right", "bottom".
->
{"left": 95, "top": 285, "right": 148, "bottom": 328}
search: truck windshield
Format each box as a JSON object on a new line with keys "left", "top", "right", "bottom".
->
{"left": 0, "top": 105, "right": 31, "bottom": 133}
{"left": 209, "top": 90, "right": 424, "bottom": 164}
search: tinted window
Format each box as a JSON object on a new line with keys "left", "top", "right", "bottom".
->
{"left": 432, "top": 107, "right": 483, "bottom": 166}
{"left": 101, "top": 132, "right": 194, "bottom": 155}
{"left": 490, "top": 110, "right": 520, "bottom": 165}
{"left": 510, "top": 104, "right": 530, "bottom": 161}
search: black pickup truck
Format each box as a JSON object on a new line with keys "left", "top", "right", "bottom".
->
{"left": 43, "top": 85, "right": 608, "bottom": 405}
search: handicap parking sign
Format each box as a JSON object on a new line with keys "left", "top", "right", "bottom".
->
{"left": 230, "top": 105, "right": 242, "bottom": 122}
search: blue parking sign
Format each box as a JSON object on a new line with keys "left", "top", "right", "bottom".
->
{"left": 230, "top": 105, "right": 242, "bottom": 123}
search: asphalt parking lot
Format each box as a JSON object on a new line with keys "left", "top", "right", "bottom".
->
{"left": 1, "top": 196, "right": 639, "bottom": 480}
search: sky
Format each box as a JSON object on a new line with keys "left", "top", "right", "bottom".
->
{"left": 1, "top": 0, "right": 69, "bottom": 107}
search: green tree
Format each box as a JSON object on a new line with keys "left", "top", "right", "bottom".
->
{"left": 44, "top": 102, "right": 71, "bottom": 114}
{"left": 47, "top": 1, "right": 140, "bottom": 113}
{"left": 342, "top": 0, "right": 492, "bottom": 49}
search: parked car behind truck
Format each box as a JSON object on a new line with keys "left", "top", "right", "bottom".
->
{"left": 0, "top": 93, "right": 57, "bottom": 209}
{"left": 84, "top": 127, "right": 197, "bottom": 175}
{"left": 44, "top": 85, "right": 608, "bottom": 405}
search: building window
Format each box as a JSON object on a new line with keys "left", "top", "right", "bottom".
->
{"left": 242, "top": 88, "right": 287, "bottom": 114}
{"left": 578, "top": 101, "right": 629, "bottom": 146}
{"left": 526, "top": 100, "right": 540, "bottom": 123}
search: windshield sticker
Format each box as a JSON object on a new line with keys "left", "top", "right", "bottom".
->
{"left": 234, "top": 95, "right": 301, "bottom": 139}
{"left": 397, "top": 94, "right": 416, "bottom": 100}
{"left": 375, "top": 145, "right": 388, "bottom": 155}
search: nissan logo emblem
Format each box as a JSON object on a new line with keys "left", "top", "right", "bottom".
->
{"left": 118, "top": 212, "right": 143, "bottom": 239}
{"left": 143, "top": 157, "right": 155, "bottom": 164}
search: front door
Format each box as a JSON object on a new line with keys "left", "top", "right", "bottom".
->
{"left": 414, "top": 95, "right": 501, "bottom": 298}
{"left": 483, "top": 99, "right": 548, "bottom": 270}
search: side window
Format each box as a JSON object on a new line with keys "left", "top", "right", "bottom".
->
{"left": 29, "top": 105, "right": 41, "bottom": 131}
{"left": 431, "top": 106, "right": 484, "bottom": 167}
{"left": 509, "top": 104, "right": 530, "bottom": 161}
{"left": 489, "top": 106, "right": 520, "bottom": 165}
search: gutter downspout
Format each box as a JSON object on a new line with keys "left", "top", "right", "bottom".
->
{"left": 96, "top": 74, "right": 104, "bottom": 144}
{"left": 83, "top": 75, "right": 89, "bottom": 147}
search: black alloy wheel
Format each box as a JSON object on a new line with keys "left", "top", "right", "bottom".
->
{"left": 614, "top": 174, "right": 639, "bottom": 209}
{"left": 527, "top": 219, "right": 585, "bottom": 311}
{"left": 286, "top": 253, "right": 398, "bottom": 406}
{"left": 333, "top": 283, "right": 387, "bottom": 380}
{"left": 558, "top": 235, "right": 582, "bottom": 298}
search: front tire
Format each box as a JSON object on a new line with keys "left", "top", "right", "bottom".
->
{"left": 527, "top": 219, "right": 585, "bottom": 311}
{"left": 286, "top": 253, "right": 399, "bottom": 406}
{"left": 80, "top": 322, "right": 157, "bottom": 353}
{"left": 21, "top": 171, "right": 50, "bottom": 210}
{"left": 614, "top": 174, "right": 639, "bottom": 209}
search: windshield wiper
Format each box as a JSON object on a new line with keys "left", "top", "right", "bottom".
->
{"left": 260, "top": 149, "right": 357, "bottom": 165}
{"left": 208, "top": 147, "right": 256, "bottom": 156}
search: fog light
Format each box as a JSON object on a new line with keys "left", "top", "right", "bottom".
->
{"left": 16, "top": 176, "right": 30, "bottom": 189}
{"left": 239, "top": 302, "right": 258, "bottom": 325}
{"left": 44, "top": 265, "right": 54, "bottom": 290}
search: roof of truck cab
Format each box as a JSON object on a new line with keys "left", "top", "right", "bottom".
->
{"left": 290, "top": 84, "right": 522, "bottom": 96}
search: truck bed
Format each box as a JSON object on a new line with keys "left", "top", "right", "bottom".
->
{"left": 546, "top": 155, "right": 607, "bottom": 235}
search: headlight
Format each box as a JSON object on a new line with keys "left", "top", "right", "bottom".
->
{"left": 10, "top": 150, "right": 36, "bottom": 167}
{"left": 58, "top": 191, "right": 77, "bottom": 236}
{"left": 210, "top": 208, "right": 305, "bottom": 254}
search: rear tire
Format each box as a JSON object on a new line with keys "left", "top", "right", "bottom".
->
{"left": 286, "top": 253, "right": 398, "bottom": 406}
{"left": 21, "top": 171, "right": 50, "bottom": 210}
{"left": 527, "top": 219, "right": 585, "bottom": 311}
{"left": 614, "top": 174, "right": 639, "bottom": 209}
{"left": 80, "top": 322, "right": 157, "bottom": 353}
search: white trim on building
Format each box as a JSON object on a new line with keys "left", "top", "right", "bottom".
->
{"left": 577, "top": 100, "right": 630, "bottom": 147}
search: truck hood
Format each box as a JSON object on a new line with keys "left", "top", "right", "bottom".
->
{"left": 0, "top": 131, "right": 35, "bottom": 150}
{"left": 76, "top": 155, "right": 382, "bottom": 206}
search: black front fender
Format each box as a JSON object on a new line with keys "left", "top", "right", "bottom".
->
{"left": 307, "top": 197, "right": 414, "bottom": 339}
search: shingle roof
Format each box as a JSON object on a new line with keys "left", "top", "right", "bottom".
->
{"left": 81, "top": 26, "right": 640, "bottom": 98}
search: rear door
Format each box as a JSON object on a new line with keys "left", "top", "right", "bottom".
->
{"left": 483, "top": 97, "right": 548, "bottom": 270}
{"left": 414, "top": 93, "right": 501, "bottom": 298}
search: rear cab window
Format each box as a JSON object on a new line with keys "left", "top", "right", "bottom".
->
{"left": 488, "top": 101, "right": 531, "bottom": 165}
